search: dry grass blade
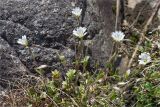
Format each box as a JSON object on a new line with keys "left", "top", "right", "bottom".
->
{"left": 115, "top": 0, "right": 120, "bottom": 30}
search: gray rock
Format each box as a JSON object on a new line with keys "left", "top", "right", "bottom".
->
{"left": 0, "top": 0, "right": 76, "bottom": 47}
{"left": 86, "top": 0, "right": 115, "bottom": 65}
{"left": 0, "top": 36, "right": 27, "bottom": 88}
{"left": 0, "top": 0, "right": 78, "bottom": 73}
{"left": 0, "top": 0, "right": 119, "bottom": 80}
{"left": 0, "top": 0, "right": 115, "bottom": 70}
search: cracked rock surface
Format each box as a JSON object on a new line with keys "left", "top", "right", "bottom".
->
{"left": 0, "top": 0, "right": 115, "bottom": 89}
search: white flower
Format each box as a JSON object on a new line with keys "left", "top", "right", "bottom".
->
{"left": 72, "top": 7, "right": 82, "bottom": 17}
{"left": 73, "top": 27, "right": 87, "bottom": 38}
{"left": 138, "top": 52, "right": 151, "bottom": 65}
{"left": 111, "top": 31, "right": 125, "bottom": 42}
{"left": 17, "top": 35, "right": 28, "bottom": 47}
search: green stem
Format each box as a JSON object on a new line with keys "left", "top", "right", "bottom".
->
{"left": 76, "top": 16, "right": 80, "bottom": 26}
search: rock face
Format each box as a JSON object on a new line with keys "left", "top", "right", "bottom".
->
{"left": 0, "top": 36, "right": 27, "bottom": 88}
{"left": 0, "top": 0, "right": 117, "bottom": 90}
{"left": 0, "top": 0, "right": 116, "bottom": 77}
{"left": 91, "top": 0, "right": 115, "bottom": 65}
{"left": 0, "top": 0, "right": 76, "bottom": 47}
{"left": 0, "top": 0, "right": 78, "bottom": 88}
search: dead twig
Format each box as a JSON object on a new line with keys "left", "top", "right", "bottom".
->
{"left": 129, "top": 3, "right": 147, "bottom": 28}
